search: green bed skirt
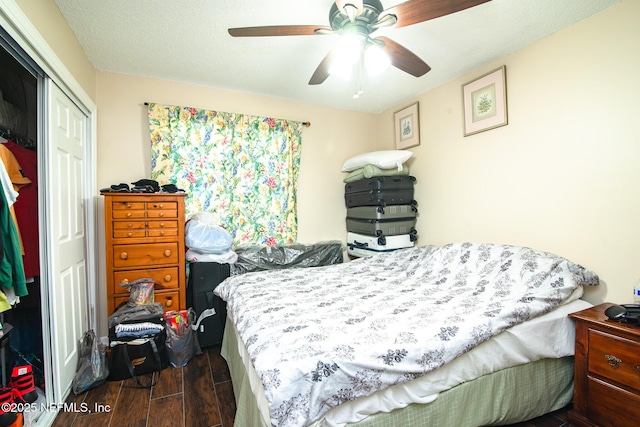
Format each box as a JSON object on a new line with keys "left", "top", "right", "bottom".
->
{"left": 221, "top": 322, "right": 574, "bottom": 427}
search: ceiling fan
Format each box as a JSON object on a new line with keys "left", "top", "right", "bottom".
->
{"left": 228, "top": 0, "right": 492, "bottom": 86}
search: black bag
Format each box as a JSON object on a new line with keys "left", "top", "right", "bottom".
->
{"left": 107, "top": 303, "right": 169, "bottom": 387}
{"left": 108, "top": 328, "right": 168, "bottom": 387}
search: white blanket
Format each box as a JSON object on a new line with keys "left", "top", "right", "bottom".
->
{"left": 215, "top": 242, "right": 599, "bottom": 427}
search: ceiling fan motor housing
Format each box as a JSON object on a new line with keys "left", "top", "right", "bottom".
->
{"left": 329, "top": 0, "right": 384, "bottom": 32}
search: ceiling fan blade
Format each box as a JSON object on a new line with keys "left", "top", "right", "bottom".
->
{"left": 378, "top": 37, "right": 431, "bottom": 77}
{"left": 381, "top": 0, "right": 491, "bottom": 29}
{"left": 309, "top": 46, "right": 341, "bottom": 85}
{"left": 228, "top": 25, "right": 331, "bottom": 37}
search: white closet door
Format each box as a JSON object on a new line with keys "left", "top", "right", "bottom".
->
{"left": 46, "top": 81, "right": 90, "bottom": 400}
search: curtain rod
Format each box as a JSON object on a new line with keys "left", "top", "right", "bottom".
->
{"left": 144, "top": 102, "right": 310, "bottom": 127}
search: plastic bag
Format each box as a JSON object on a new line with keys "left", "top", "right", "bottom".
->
{"left": 109, "top": 302, "right": 165, "bottom": 329}
{"left": 120, "top": 277, "right": 155, "bottom": 305}
{"left": 23, "top": 387, "right": 45, "bottom": 426}
{"left": 185, "top": 212, "right": 233, "bottom": 254}
{"left": 72, "top": 330, "right": 109, "bottom": 395}
{"left": 185, "top": 248, "right": 238, "bottom": 264}
{"left": 164, "top": 308, "right": 215, "bottom": 367}
{"left": 231, "top": 240, "right": 344, "bottom": 275}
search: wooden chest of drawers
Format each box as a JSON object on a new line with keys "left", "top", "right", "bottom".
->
{"left": 569, "top": 303, "right": 640, "bottom": 427}
{"left": 103, "top": 193, "right": 187, "bottom": 315}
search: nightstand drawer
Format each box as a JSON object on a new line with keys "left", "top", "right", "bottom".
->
{"left": 588, "top": 329, "right": 640, "bottom": 391}
{"left": 113, "top": 267, "right": 180, "bottom": 293}
{"left": 586, "top": 377, "right": 640, "bottom": 426}
{"left": 148, "top": 229, "right": 178, "bottom": 238}
{"left": 112, "top": 209, "right": 146, "bottom": 219}
{"left": 147, "top": 220, "right": 178, "bottom": 229}
{"left": 113, "top": 221, "right": 147, "bottom": 238}
{"left": 147, "top": 201, "right": 177, "bottom": 211}
{"left": 147, "top": 220, "right": 179, "bottom": 237}
{"left": 113, "top": 242, "right": 179, "bottom": 268}
{"left": 154, "top": 291, "right": 180, "bottom": 310}
{"left": 113, "top": 230, "right": 147, "bottom": 238}
{"left": 112, "top": 201, "right": 146, "bottom": 211}
{"left": 146, "top": 209, "right": 177, "bottom": 219}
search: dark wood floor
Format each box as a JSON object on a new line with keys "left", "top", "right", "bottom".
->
{"left": 52, "top": 344, "right": 235, "bottom": 427}
{"left": 53, "top": 344, "right": 572, "bottom": 427}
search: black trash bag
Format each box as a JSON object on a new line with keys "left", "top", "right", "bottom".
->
{"left": 231, "top": 240, "right": 344, "bottom": 275}
{"left": 72, "top": 329, "right": 109, "bottom": 395}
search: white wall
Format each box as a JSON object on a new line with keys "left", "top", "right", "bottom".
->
{"left": 378, "top": 0, "right": 640, "bottom": 305}
{"left": 95, "top": 72, "right": 379, "bottom": 244}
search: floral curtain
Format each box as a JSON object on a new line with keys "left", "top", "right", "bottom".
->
{"left": 147, "top": 103, "right": 303, "bottom": 246}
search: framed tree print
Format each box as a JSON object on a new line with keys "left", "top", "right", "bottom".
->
{"left": 394, "top": 102, "right": 420, "bottom": 149}
{"left": 462, "top": 66, "right": 508, "bottom": 136}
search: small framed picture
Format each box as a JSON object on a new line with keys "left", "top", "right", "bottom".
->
{"left": 462, "top": 66, "right": 508, "bottom": 136}
{"left": 394, "top": 102, "right": 420, "bottom": 150}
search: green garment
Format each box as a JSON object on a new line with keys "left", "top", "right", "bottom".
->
{"left": 0, "top": 181, "right": 27, "bottom": 297}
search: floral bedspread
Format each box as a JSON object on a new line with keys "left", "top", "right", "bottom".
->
{"left": 214, "top": 242, "right": 598, "bottom": 427}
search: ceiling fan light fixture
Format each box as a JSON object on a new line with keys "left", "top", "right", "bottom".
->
{"left": 329, "top": 60, "right": 354, "bottom": 80}
{"left": 335, "top": 0, "right": 364, "bottom": 22}
{"left": 364, "top": 44, "right": 390, "bottom": 76}
{"left": 329, "top": 33, "right": 363, "bottom": 79}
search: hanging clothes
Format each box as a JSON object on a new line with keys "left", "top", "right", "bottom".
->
{"left": 0, "top": 191, "right": 7, "bottom": 313}
{"left": 3, "top": 139, "right": 39, "bottom": 278}
{"left": 0, "top": 179, "right": 27, "bottom": 300}
{"left": 0, "top": 145, "right": 29, "bottom": 303}
{"left": 0, "top": 144, "right": 30, "bottom": 256}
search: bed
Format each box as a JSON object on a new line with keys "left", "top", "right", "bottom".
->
{"left": 213, "top": 242, "right": 599, "bottom": 427}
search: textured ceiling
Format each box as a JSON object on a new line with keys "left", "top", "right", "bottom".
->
{"left": 54, "top": 0, "right": 619, "bottom": 113}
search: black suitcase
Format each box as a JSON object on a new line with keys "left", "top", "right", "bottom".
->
{"left": 346, "top": 204, "right": 417, "bottom": 220}
{"left": 346, "top": 217, "right": 417, "bottom": 237}
{"left": 345, "top": 189, "right": 416, "bottom": 208}
{"left": 187, "top": 262, "right": 231, "bottom": 348}
{"left": 344, "top": 175, "right": 416, "bottom": 194}
{"left": 345, "top": 176, "right": 416, "bottom": 207}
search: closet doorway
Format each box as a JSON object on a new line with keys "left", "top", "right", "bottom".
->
{"left": 0, "top": 13, "right": 96, "bottom": 418}
{"left": 0, "top": 37, "right": 44, "bottom": 389}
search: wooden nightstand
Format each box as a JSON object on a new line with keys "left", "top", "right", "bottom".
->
{"left": 568, "top": 303, "right": 640, "bottom": 427}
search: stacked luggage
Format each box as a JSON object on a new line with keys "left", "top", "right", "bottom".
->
{"left": 344, "top": 175, "right": 418, "bottom": 258}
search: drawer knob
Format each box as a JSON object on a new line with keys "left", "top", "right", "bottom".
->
{"left": 120, "top": 252, "right": 128, "bottom": 260}
{"left": 165, "top": 297, "right": 173, "bottom": 307}
{"left": 605, "top": 354, "right": 622, "bottom": 368}
{"left": 159, "top": 204, "right": 164, "bottom": 208}
{"left": 127, "top": 232, "right": 132, "bottom": 237}
{"left": 126, "top": 203, "right": 131, "bottom": 208}
{"left": 126, "top": 212, "right": 132, "bottom": 217}
{"left": 127, "top": 223, "right": 133, "bottom": 228}
{"left": 159, "top": 212, "right": 164, "bottom": 217}
{"left": 164, "top": 250, "right": 171, "bottom": 257}
{"left": 164, "top": 275, "right": 172, "bottom": 282}
{"left": 160, "top": 223, "right": 165, "bottom": 228}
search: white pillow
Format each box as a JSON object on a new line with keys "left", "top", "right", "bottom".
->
{"left": 342, "top": 150, "right": 412, "bottom": 172}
